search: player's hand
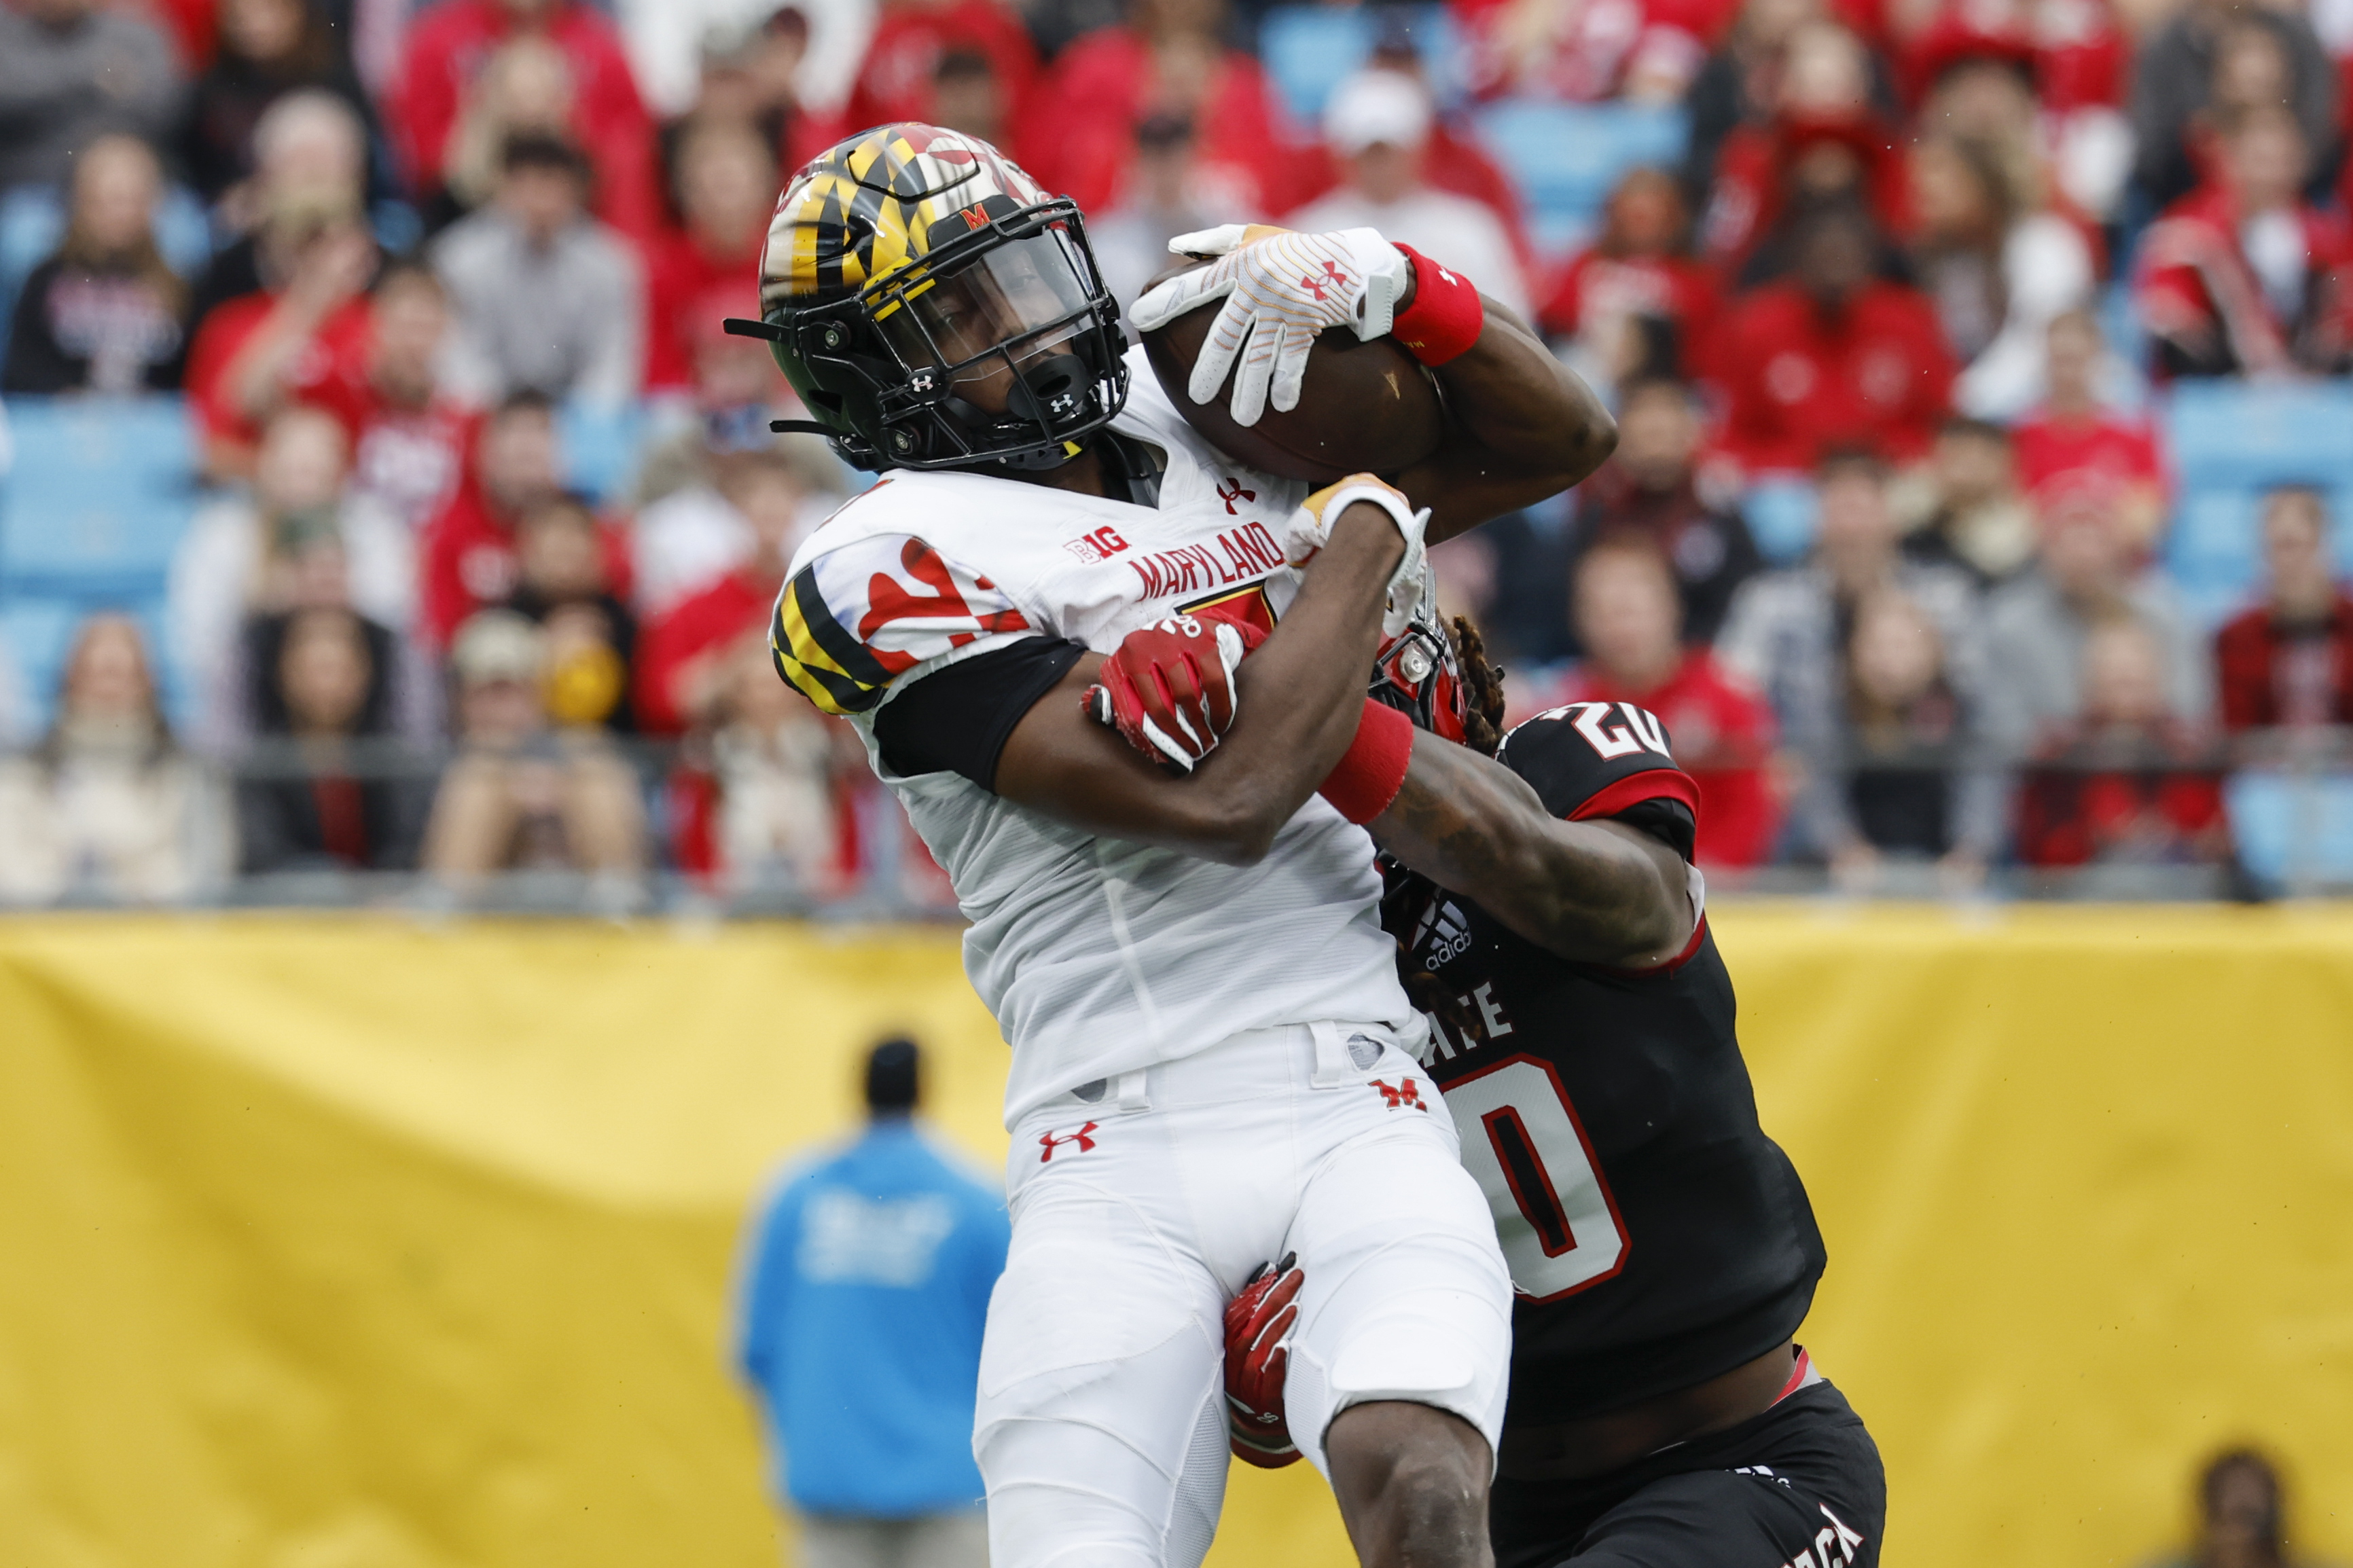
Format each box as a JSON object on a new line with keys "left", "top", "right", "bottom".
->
{"left": 1129, "top": 225, "right": 1411, "bottom": 427}
{"left": 1084, "top": 614, "right": 1265, "bottom": 772}
{"left": 1282, "top": 473, "right": 1431, "bottom": 638}
{"left": 1225, "top": 1254, "right": 1304, "bottom": 1468}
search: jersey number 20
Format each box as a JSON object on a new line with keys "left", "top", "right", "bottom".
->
{"left": 1442, "top": 1056, "right": 1630, "bottom": 1300}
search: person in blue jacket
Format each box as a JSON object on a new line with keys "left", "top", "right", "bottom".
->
{"left": 736, "top": 1036, "right": 1011, "bottom": 1568}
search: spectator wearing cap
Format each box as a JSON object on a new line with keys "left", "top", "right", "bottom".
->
{"left": 2010, "top": 308, "right": 2171, "bottom": 553}
{"left": 420, "top": 609, "right": 647, "bottom": 888}
{"left": 2134, "top": 105, "right": 2353, "bottom": 380}
{"left": 1566, "top": 377, "right": 1762, "bottom": 647}
{"left": 1285, "top": 69, "right": 1532, "bottom": 321}
{"left": 1541, "top": 168, "right": 1719, "bottom": 392}
{"left": 0, "top": 0, "right": 184, "bottom": 192}
{"left": 433, "top": 131, "right": 645, "bottom": 405}
{"left": 2215, "top": 488, "right": 2353, "bottom": 735}
{"left": 1905, "top": 134, "right": 2096, "bottom": 422}
{"left": 3, "top": 134, "right": 191, "bottom": 394}
{"left": 389, "top": 0, "right": 653, "bottom": 227}
{"left": 1983, "top": 480, "right": 2212, "bottom": 757}
{"left": 644, "top": 118, "right": 778, "bottom": 393}
{"left": 2132, "top": 0, "right": 2338, "bottom": 213}
{"left": 1709, "top": 202, "right": 1954, "bottom": 477}
{"left": 1022, "top": 0, "right": 1298, "bottom": 219}
{"left": 735, "top": 1036, "right": 1005, "bottom": 1568}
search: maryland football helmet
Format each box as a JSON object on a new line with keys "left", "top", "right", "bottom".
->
{"left": 726, "top": 124, "right": 1128, "bottom": 472}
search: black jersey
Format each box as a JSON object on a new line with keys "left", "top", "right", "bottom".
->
{"left": 1384, "top": 699, "right": 1828, "bottom": 1427}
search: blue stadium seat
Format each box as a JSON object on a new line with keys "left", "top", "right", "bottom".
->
{"left": 2159, "top": 382, "right": 2353, "bottom": 626}
{"left": 557, "top": 399, "right": 649, "bottom": 505}
{"left": 1742, "top": 477, "right": 1818, "bottom": 565}
{"left": 0, "top": 397, "right": 198, "bottom": 598}
{"left": 1258, "top": 5, "right": 1465, "bottom": 127}
{"left": 1470, "top": 101, "right": 1688, "bottom": 257}
{"left": 2225, "top": 769, "right": 2353, "bottom": 890}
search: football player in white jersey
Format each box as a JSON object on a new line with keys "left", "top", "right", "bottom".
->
{"left": 733, "top": 124, "right": 1615, "bottom": 1568}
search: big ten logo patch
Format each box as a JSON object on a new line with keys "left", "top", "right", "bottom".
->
{"left": 1063, "top": 525, "right": 1130, "bottom": 564}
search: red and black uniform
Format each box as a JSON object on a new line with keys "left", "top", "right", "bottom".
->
{"left": 1381, "top": 700, "right": 1881, "bottom": 1567}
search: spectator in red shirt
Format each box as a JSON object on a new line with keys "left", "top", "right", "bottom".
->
{"left": 2215, "top": 487, "right": 2353, "bottom": 733}
{"left": 1022, "top": 0, "right": 1303, "bottom": 219}
{"left": 1710, "top": 201, "right": 1955, "bottom": 477}
{"left": 426, "top": 32, "right": 665, "bottom": 241}
{"left": 417, "top": 391, "right": 567, "bottom": 647}
{"left": 662, "top": 5, "right": 841, "bottom": 189}
{"left": 644, "top": 118, "right": 778, "bottom": 393}
{"left": 304, "top": 262, "right": 478, "bottom": 536}
{"left": 1542, "top": 168, "right": 1721, "bottom": 390}
{"left": 2134, "top": 105, "right": 2353, "bottom": 380}
{"left": 2014, "top": 615, "right": 2227, "bottom": 868}
{"left": 1534, "top": 536, "right": 1782, "bottom": 869}
{"left": 845, "top": 0, "right": 1037, "bottom": 139}
{"left": 389, "top": 0, "right": 656, "bottom": 236}
{"left": 2010, "top": 308, "right": 2171, "bottom": 549}
{"left": 181, "top": 192, "right": 378, "bottom": 479}
{"left": 1454, "top": 0, "right": 1720, "bottom": 105}
{"left": 636, "top": 443, "right": 835, "bottom": 734}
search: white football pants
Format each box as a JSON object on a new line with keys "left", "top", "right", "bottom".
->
{"left": 974, "top": 1021, "right": 1513, "bottom": 1568}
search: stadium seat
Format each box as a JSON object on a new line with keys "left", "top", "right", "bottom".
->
{"left": 0, "top": 596, "right": 76, "bottom": 733}
{"left": 1469, "top": 101, "right": 1689, "bottom": 257}
{"left": 0, "top": 397, "right": 198, "bottom": 598}
{"left": 557, "top": 399, "right": 649, "bottom": 506}
{"left": 2225, "top": 769, "right": 2353, "bottom": 890}
{"left": 1258, "top": 5, "right": 1465, "bottom": 126}
{"left": 1742, "top": 477, "right": 1818, "bottom": 565}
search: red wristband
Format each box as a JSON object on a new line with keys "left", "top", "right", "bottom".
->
{"left": 1318, "top": 699, "right": 1415, "bottom": 824}
{"left": 1389, "top": 244, "right": 1484, "bottom": 366}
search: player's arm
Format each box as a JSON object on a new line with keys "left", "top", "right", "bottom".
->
{"left": 1367, "top": 731, "right": 1693, "bottom": 968}
{"left": 991, "top": 503, "right": 1406, "bottom": 867}
{"left": 1390, "top": 274, "right": 1619, "bottom": 544}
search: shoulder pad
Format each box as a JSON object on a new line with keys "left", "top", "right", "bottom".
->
{"left": 771, "top": 529, "right": 1035, "bottom": 716}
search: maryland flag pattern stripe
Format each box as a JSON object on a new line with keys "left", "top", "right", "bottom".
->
{"left": 771, "top": 532, "right": 1036, "bottom": 716}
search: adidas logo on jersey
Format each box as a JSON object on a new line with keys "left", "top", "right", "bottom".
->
{"left": 1414, "top": 896, "right": 1474, "bottom": 968}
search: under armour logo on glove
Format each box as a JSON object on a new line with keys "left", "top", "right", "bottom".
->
{"left": 1039, "top": 1122, "right": 1098, "bottom": 1162}
{"left": 1128, "top": 225, "right": 1409, "bottom": 426}
{"left": 1370, "top": 1078, "right": 1428, "bottom": 1111}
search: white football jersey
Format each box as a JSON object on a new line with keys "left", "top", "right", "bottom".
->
{"left": 774, "top": 345, "right": 1420, "bottom": 1125}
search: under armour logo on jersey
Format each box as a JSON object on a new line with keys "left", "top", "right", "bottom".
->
{"left": 1768, "top": 1503, "right": 1867, "bottom": 1568}
{"left": 1370, "top": 1078, "right": 1428, "bottom": 1112}
{"left": 1215, "top": 477, "right": 1257, "bottom": 515}
{"left": 1299, "top": 261, "right": 1350, "bottom": 301}
{"left": 1039, "top": 1122, "right": 1099, "bottom": 1162}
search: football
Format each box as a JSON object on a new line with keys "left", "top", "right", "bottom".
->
{"left": 1138, "top": 263, "right": 1447, "bottom": 486}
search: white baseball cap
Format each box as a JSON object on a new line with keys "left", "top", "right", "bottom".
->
{"left": 1323, "top": 70, "right": 1434, "bottom": 156}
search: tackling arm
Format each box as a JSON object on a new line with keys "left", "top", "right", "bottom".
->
{"left": 992, "top": 505, "right": 1406, "bottom": 866}
{"left": 1369, "top": 731, "right": 1693, "bottom": 968}
{"left": 1395, "top": 278, "right": 1620, "bottom": 544}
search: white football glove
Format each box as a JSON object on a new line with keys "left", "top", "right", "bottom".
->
{"left": 1280, "top": 473, "right": 1431, "bottom": 639}
{"left": 1128, "top": 225, "right": 1412, "bottom": 427}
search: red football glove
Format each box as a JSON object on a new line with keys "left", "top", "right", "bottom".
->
{"left": 1084, "top": 613, "right": 1266, "bottom": 771}
{"left": 1224, "top": 1253, "right": 1304, "bottom": 1467}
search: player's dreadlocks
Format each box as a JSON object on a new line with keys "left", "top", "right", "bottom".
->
{"left": 1386, "top": 613, "right": 1507, "bottom": 1040}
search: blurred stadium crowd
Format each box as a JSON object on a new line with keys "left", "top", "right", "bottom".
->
{"left": 1, "top": 0, "right": 2352, "bottom": 909}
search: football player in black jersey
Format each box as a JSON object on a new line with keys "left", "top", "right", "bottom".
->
{"left": 1093, "top": 608, "right": 1884, "bottom": 1568}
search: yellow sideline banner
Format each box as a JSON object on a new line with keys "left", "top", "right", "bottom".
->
{"left": 3, "top": 907, "right": 2351, "bottom": 1568}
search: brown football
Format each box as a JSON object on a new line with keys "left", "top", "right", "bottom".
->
{"left": 1138, "top": 263, "right": 1446, "bottom": 486}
